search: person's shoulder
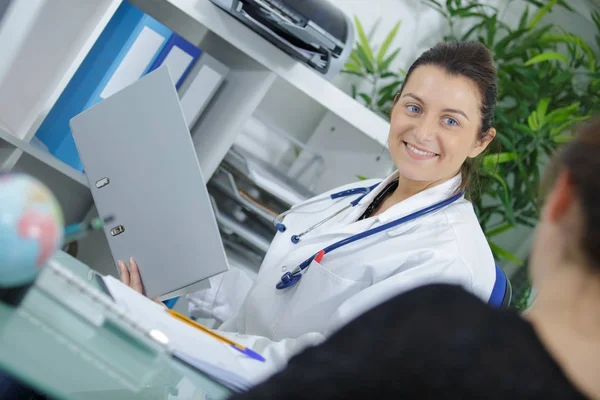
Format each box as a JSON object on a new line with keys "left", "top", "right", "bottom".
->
{"left": 367, "top": 283, "right": 488, "bottom": 318}
{"left": 439, "top": 200, "right": 496, "bottom": 298}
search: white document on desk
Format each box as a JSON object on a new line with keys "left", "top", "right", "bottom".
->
{"left": 101, "top": 275, "right": 254, "bottom": 391}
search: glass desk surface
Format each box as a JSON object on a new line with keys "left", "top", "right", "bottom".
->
{"left": 0, "top": 252, "right": 234, "bottom": 400}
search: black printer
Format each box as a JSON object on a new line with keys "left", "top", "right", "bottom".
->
{"left": 209, "top": 0, "right": 355, "bottom": 79}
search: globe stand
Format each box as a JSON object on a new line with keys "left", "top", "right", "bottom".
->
{"left": 0, "top": 284, "right": 31, "bottom": 307}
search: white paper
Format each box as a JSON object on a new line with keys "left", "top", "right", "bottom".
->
{"left": 161, "top": 46, "right": 193, "bottom": 86}
{"left": 101, "top": 276, "right": 254, "bottom": 389}
{"left": 180, "top": 65, "right": 223, "bottom": 127}
{"left": 100, "top": 26, "right": 165, "bottom": 99}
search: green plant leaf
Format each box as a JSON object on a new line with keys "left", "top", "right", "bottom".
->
{"left": 545, "top": 102, "right": 580, "bottom": 123}
{"left": 349, "top": 52, "right": 361, "bottom": 67}
{"left": 376, "top": 21, "right": 401, "bottom": 65}
{"left": 512, "top": 66, "right": 538, "bottom": 80}
{"left": 356, "top": 44, "right": 375, "bottom": 74}
{"left": 486, "top": 14, "right": 497, "bottom": 47}
{"left": 341, "top": 70, "right": 367, "bottom": 78}
{"left": 461, "top": 19, "right": 487, "bottom": 41}
{"left": 482, "top": 152, "right": 517, "bottom": 171}
{"left": 356, "top": 175, "right": 369, "bottom": 181}
{"left": 527, "top": 0, "right": 559, "bottom": 29}
{"left": 344, "top": 57, "right": 361, "bottom": 70}
{"left": 354, "top": 16, "right": 375, "bottom": 64}
{"left": 550, "top": 115, "right": 591, "bottom": 136}
{"left": 514, "top": 123, "right": 534, "bottom": 136}
{"left": 486, "top": 222, "right": 515, "bottom": 238}
{"left": 552, "top": 133, "right": 574, "bottom": 143}
{"left": 359, "top": 93, "right": 372, "bottom": 106}
{"left": 379, "top": 72, "right": 398, "bottom": 79}
{"left": 342, "top": 63, "right": 364, "bottom": 75}
{"left": 378, "top": 80, "right": 403, "bottom": 99}
{"left": 377, "top": 94, "right": 393, "bottom": 109}
{"left": 527, "top": 111, "right": 540, "bottom": 131}
{"left": 524, "top": 51, "right": 568, "bottom": 66}
{"left": 351, "top": 85, "right": 357, "bottom": 99}
{"left": 536, "top": 97, "right": 550, "bottom": 125}
{"left": 495, "top": 131, "right": 515, "bottom": 150}
{"left": 379, "top": 48, "right": 401, "bottom": 73}
{"left": 489, "top": 241, "right": 524, "bottom": 265}
{"left": 422, "top": 0, "right": 448, "bottom": 19}
{"left": 518, "top": 6, "right": 529, "bottom": 30}
{"left": 521, "top": 0, "right": 544, "bottom": 7}
{"left": 454, "top": 3, "right": 486, "bottom": 17}
{"left": 540, "top": 32, "right": 596, "bottom": 71}
{"left": 488, "top": 172, "right": 515, "bottom": 223}
{"left": 494, "top": 29, "right": 529, "bottom": 58}
{"left": 549, "top": 70, "right": 572, "bottom": 85}
{"left": 556, "top": 0, "right": 574, "bottom": 11}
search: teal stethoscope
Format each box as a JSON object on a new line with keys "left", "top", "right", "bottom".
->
{"left": 272, "top": 182, "right": 464, "bottom": 290}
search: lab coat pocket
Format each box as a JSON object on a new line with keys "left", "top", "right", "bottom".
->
{"left": 271, "top": 259, "right": 369, "bottom": 340}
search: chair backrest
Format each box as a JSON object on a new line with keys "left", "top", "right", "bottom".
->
{"left": 488, "top": 264, "right": 512, "bottom": 309}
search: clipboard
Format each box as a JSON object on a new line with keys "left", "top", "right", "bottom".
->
{"left": 70, "top": 66, "right": 229, "bottom": 300}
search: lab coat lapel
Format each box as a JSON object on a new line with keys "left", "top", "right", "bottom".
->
{"left": 376, "top": 173, "right": 463, "bottom": 225}
{"left": 296, "top": 172, "right": 401, "bottom": 243}
{"left": 338, "top": 171, "right": 400, "bottom": 224}
{"left": 292, "top": 172, "right": 462, "bottom": 247}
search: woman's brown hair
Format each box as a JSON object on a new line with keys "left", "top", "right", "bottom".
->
{"left": 543, "top": 116, "right": 600, "bottom": 267}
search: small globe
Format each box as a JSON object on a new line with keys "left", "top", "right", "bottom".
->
{"left": 0, "top": 173, "right": 64, "bottom": 288}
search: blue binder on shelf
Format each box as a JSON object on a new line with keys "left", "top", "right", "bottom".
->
{"left": 146, "top": 33, "right": 202, "bottom": 89}
{"left": 34, "top": 1, "right": 201, "bottom": 172}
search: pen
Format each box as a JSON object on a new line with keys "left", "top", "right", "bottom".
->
{"left": 167, "top": 309, "right": 266, "bottom": 362}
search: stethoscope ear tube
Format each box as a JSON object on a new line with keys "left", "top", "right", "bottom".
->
{"left": 271, "top": 183, "right": 381, "bottom": 236}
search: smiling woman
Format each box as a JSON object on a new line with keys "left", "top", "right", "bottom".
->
{"left": 390, "top": 41, "right": 497, "bottom": 198}
{"left": 118, "top": 41, "right": 502, "bottom": 383}
{"left": 357, "top": 41, "right": 498, "bottom": 219}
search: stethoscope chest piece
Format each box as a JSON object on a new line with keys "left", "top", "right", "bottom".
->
{"left": 275, "top": 271, "right": 302, "bottom": 290}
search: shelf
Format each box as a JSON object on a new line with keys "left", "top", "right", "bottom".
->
{"left": 189, "top": 31, "right": 277, "bottom": 179}
{"left": 0, "top": 0, "right": 122, "bottom": 140}
{"left": 133, "top": 0, "right": 390, "bottom": 147}
{"left": 1, "top": 128, "right": 93, "bottom": 225}
{"left": 0, "top": 129, "right": 88, "bottom": 188}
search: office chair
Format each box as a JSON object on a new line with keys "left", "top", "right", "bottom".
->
{"left": 488, "top": 264, "right": 512, "bottom": 310}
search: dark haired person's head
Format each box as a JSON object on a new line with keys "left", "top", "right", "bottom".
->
{"left": 530, "top": 115, "right": 600, "bottom": 288}
{"left": 389, "top": 40, "right": 498, "bottom": 195}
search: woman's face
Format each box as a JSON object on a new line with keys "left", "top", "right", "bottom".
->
{"left": 388, "top": 65, "right": 494, "bottom": 185}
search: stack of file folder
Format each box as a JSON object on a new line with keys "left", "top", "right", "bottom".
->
{"left": 34, "top": 0, "right": 202, "bottom": 172}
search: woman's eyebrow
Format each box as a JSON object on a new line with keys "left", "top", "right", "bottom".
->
{"left": 442, "top": 108, "right": 469, "bottom": 120}
{"left": 402, "top": 93, "right": 470, "bottom": 120}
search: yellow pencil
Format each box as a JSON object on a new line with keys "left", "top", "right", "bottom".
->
{"left": 167, "top": 309, "right": 265, "bottom": 362}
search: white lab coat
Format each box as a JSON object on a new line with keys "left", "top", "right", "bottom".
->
{"left": 187, "top": 171, "right": 495, "bottom": 383}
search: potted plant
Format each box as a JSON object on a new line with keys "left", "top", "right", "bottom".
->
{"left": 342, "top": 0, "right": 600, "bottom": 310}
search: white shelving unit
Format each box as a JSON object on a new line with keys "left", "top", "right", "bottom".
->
{"left": 0, "top": 0, "right": 122, "bottom": 140}
{"left": 0, "top": 0, "right": 392, "bottom": 275}
{"left": 133, "top": 0, "right": 390, "bottom": 147}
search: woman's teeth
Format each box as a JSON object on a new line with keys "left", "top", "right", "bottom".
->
{"left": 405, "top": 142, "right": 437, "bottom": 156}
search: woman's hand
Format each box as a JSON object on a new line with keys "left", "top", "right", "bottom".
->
{"left": 116, "top": 258, "right": 167, "bottom": 308}
{"left": 117, "top": 257, "right": 145, "bottom": 295}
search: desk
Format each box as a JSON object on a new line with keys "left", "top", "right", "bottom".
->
{"left": 0, "top": 252, "right": 233, "bottom": 400}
